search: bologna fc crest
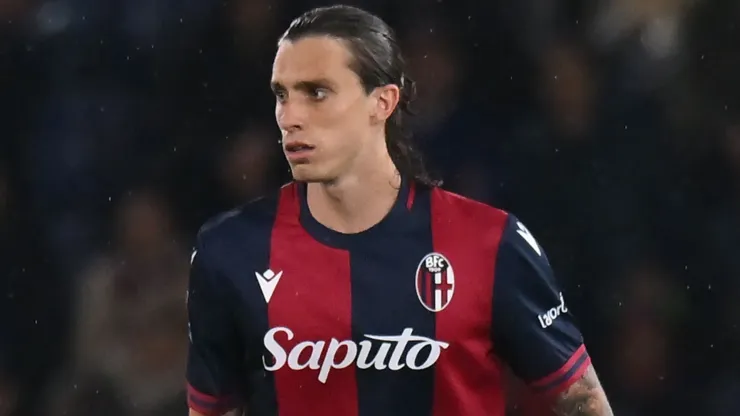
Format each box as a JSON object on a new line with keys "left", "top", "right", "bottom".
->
{"left": 415, "top": 253, "right": 455, "bottom": 312}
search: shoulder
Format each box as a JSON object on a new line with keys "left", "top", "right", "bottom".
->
{"left": 429, "top": 187, "right": 511, "bottom": 236}
{"left": 429, "top": 187, "right": 545, "bottom": 260}
{"left": 197, "top": 184, "right": 293, "bottom": 245}
{"left": 194, "top": 183, "right": 295, "bottom": 265}
{"left": 200, "top": 186, "right": 285, "bottom": 234}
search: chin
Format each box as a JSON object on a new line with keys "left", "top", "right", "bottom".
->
{"left": 289, "top": 164, "right": 333, "bottom": 183}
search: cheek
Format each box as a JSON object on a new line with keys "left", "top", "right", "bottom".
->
{"left": 320, "top": 97, "right": 357, "bottom": 124}
{"left": 315, "top": 100, "right": 364, "bottom": 139}
{"left": 311, "top": 96, "right": 371, "bottom": 158}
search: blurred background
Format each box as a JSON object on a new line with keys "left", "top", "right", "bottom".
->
{"left": 0, "top": 0, "right": 739, "bottom": 415}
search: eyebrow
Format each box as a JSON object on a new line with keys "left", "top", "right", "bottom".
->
{"left": 270, "top": 78, "right": 336, "bottom": 92}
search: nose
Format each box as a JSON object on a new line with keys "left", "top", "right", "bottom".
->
{"left": 275, "top": 101, "right": 303, "bottom": 134}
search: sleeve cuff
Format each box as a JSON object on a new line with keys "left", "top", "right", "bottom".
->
{"left": 186, "top": 383, "right": 239, "bottom": 416}
{"left": 528, "top": 344, "right": 591, "bottom": 396}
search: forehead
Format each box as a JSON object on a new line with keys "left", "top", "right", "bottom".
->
{"left": 272, "top": 36, "right": 358, "bottom": 85}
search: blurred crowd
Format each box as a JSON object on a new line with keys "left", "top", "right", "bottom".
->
{"left": 1, "top": 0, "right": 739, "bottom": 415}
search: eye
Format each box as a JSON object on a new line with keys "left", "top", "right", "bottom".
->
{"left": 274, "top": 90, "right": 287, "bottom": 103}
{"left": 310, "top": 88, "right": 329, "bottom": 101}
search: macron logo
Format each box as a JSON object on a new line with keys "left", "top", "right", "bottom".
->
{"left": 255, "top": 269, "right": 283, "bottom": 304}
{"left": 516, "top": 221, "right": 542, "bottom": 256}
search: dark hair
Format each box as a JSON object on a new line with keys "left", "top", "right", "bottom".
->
{"left": 280, "top": 5, "right": 440, "bottom": 186}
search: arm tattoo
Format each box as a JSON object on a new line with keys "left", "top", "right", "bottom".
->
{"left": 551, "top": 365, "right": 614, "bottom": 416}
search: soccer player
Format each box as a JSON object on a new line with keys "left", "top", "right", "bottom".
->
{"left": 185, "top": 5, "right": 613, "bottom": 416}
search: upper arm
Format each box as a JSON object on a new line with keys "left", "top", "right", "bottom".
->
{"left": 186, "top": 236, "right": 246, "bottom": 416}
{"left": 491, "top": 214, "right": 590, "bottom": 396}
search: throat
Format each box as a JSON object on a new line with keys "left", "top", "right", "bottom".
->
{"left": 306, "top": 174, "right": 402, "bottom": 234}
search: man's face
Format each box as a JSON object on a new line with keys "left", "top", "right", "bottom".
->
{"left": 271, "top": 36, "right": 376, "bottom": 182}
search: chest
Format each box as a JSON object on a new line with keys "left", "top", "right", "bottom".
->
{"left": 234, "top": 231, "right": 496, "bottom": 352}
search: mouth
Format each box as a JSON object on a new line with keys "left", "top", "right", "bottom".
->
{"left": 284, "top": 141, "right": 316, "bottom": 161}
{"left": 285, "top": 142, "right": 315, "bottom": 152}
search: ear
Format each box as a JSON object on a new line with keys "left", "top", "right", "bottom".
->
{"left": 369, "top": 84, "right": 400, "bottom": 124}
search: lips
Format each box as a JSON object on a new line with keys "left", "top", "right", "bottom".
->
{"left": 284, "top": 141, "right": 315, "bottom": 153}
{"left": 284, "top": 141, "right": 316, "bottom": 162}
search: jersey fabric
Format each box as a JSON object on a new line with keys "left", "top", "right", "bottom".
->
{"left": 185, "top": 180, "right": 590, "bottom": 416}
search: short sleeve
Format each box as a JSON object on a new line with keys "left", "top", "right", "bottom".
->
{"left": 491, "top": 214, "right": 590, "bottom": 396}
{"left": 186, "top": 237, "right": 246, "bottom": 415}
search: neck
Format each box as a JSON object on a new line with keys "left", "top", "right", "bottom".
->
{"left": 306, "top": 150, "right": 401, "bottom": 234}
